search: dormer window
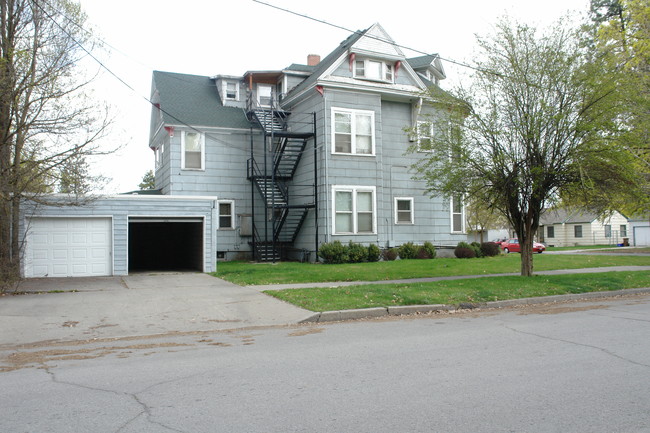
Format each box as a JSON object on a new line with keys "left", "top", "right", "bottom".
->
{"left": 353, "top": 58, "right": 394, "bottom": 83}
{"left": 223, "top": 81, "right": 239, "bottom": 101}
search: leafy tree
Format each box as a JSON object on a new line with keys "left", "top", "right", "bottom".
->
{"left": 587, "top": 0, "right": 650, "bottom": 214}
{"left": 465, "top": 198, "right": 508, "bottom": 243}
{"left": 0, "top": 0, "right": 112, "bottom": 291}
{"left": 410, "top": 17, "right": 641, "bottom": 276}
{"left": 138, "top": 169, "right": 156, "bottom": 190}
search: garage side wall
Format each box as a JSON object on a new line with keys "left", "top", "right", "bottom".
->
{"left": 21, "top": 196, "right": 218, "bottom": 277}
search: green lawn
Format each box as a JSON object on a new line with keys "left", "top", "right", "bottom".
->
{"left": 264, "top": 271, "right": 650, "bottom": 311}
{"left": 213, "top": 254, "right": 650, "bottom": 286}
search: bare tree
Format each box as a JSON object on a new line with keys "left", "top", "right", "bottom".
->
{"left": 0, "top": 0, "right": 112, "bottom": 291}
{"left": 410, "top": 17, "right": 641, "bottom": 276}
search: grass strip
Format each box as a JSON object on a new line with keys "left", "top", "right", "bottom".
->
{"left": 263, "top": 271, "right": 650, "bottom": 311}
{"left": 213, "top": 254, "right": 650, "bottom": 286}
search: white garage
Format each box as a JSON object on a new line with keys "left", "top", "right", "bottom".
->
{"left": 634, "top": 226, "right": 649, "bottom": 246}
{"left": 25, "top": 217, "right": 112, "bottom": 278}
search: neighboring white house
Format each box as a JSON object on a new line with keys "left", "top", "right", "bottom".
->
{"left": 539, "top": 209, "right": 631, "bottom": 247}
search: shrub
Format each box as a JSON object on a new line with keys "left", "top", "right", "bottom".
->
{"left": 383, "top": 248, "right": 399, "bottom": 261}
{"left": 470, "top": 242, "right": 483, "bottom": 258}
{"left": 480, "top": 242, "right": 501, "bottom": 257}
{"left": 454, "top": 246, "right": 476, "bottom": 259}
{"left": 318, "top": 241, "right": 348, "bottom": 264}
{"left": 422, "top": 241, "right": 437, "bottom": 259}
{"left": 367, "top": 244, "right": 381, "bottom": 262}
{"left": 398, "top": 242, "right": 418, "bottom": 260}
{"left": 347, "top": 241, "right": 368, "bottom": 263}
{"left": 416, "top": 247, "right": 432, "bottom": 259}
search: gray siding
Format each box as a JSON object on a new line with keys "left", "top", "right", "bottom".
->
{"left": 22, "top": 196, "right": 219, "bottom": 275}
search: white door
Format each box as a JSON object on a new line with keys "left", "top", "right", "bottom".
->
{"left": 25, "top": 217, "right": 112, "bottom": 277}
{"left": 634, "top": 226, "right": 650, "bottom": 246}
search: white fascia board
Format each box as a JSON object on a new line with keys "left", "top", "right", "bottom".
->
{"left": 163, "top": 124, "right": 252, "bottom": 134}
{"left": 317, "top": 76, "right": 425, "bottom": 98}
{"left": 349, "top": 47, "right": 403, "bottom": 62}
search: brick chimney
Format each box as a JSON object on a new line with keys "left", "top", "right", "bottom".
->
{"left": 307, "top": 54, "right": 321, "bottom": 66}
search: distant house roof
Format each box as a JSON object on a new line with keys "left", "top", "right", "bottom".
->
{"left": 152, "top": 71, "right": 250, "bottom": 129}
{"left": 540, "top": 208, "right": 601, "bottom": 225}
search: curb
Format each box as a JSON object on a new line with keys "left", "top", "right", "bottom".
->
{"left": 298, "top": 287, "right": 650, "bottom": 323}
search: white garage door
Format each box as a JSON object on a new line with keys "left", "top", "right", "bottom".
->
{"left": 25, "top": 217, "right": 112, "bottom": 278}
{"left": 634, "top": 226, "right": 650, "bottom": 246}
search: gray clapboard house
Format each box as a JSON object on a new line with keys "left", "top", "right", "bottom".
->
{"left": 149, "top": 23, "right": 467, "bottom": 262}
{"left": 21, "top": 23, "right": 467, "bottom": 279}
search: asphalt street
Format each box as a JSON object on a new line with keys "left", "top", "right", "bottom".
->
{"left": 1, "top": 293, "right": 649, "bottom": 433}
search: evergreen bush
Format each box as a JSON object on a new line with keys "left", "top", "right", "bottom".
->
{"left": 398, "top": 242, "right": 418, "bottom": 260}
{"left": 367, "top": 244, "right": 381, "bottom": 262}
{"left": 318, "top": 241, "right": 348, "bottom": 264}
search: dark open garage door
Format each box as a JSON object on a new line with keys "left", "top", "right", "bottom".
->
{"left": 128, "top": 217, "right": 204, "bottom": 273}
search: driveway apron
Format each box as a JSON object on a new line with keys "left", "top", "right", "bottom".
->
{"left": 0, "top": 273, "right": 312, "bottom": 346}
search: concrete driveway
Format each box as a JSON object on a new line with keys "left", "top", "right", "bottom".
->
{"left": 0, "top": 273, "right": 312, "bottom": 346}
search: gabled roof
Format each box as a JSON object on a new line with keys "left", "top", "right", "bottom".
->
{"left": 407, "top": 55, "right": 438, "bottom": 70}
{"left": 284, "top": 28, "right": 368, "bottom": 100}
{"left": 152, "top": 71, "right": 250, "bottom": 129}
{"left": 540, "top": 208, "right": 601, "bottom": 225}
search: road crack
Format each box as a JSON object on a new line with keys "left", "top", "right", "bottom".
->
{"left": 43, "top": 367, "right": 187, "bottom": 433}
{"left": 502, "top": 324, "right": 650, "bottom": 369}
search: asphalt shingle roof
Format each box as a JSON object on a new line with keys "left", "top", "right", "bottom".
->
{"left": 406, "top": 54, "right": 437, "bottom": 70}
{"left": 153, "top": 71, "right": 250, "bottom": 129}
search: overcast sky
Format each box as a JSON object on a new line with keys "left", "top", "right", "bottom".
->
{"left": 77, "top": 0, "right": 590, "bottom": 193}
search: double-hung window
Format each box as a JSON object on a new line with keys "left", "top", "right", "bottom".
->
{"left": 620, "top": 225, "right": 627, "bottom": 237}
{"left": 395, "top": 197, "right": 414, "bottom": 224}
{"left": 332, "top": 108, "right": 374, "bottom": 155}
{"left": 547, "top": 226, "right": 555, "bottom": 238}
{"left": 224, "top": 81, "right": 238, "bottom": 100}
{"left": 218, "top": 201, "right": 234, "bottom": 229}
{"left": 354, "top": 58, "right": 394, "bottom": 83}
{"left": 182, "top": 131, "right": 204, "bottom": 170}
{"left": 451, "top": 195, "right": 464, "bottom": 233}
{"left": 605, "top": 224, "right": 612, "bottom": 238}
{"left": 417, "top": 121, "right": 433, "bottom": 152}
{"left": 333, "top": 186, "right": 376, "bottom": 234}
{"left": 574, "top": 225, "right": 583, "bottom": 238}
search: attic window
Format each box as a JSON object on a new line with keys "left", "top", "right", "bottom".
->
{"left": 224, "top": 81, "right": 238, "bottom": 101}
{"left": 353, "top": 58, "right": 394, "bottom": 83}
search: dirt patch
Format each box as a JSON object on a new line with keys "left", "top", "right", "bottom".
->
{"left": 1, "top": 342, "right": 193, "bottom": 371}
{"left": 288, "top": 327, "right": 325, "bottom": 337}
{"left": 517, "top": 304, "right": 609, "bottom": 315}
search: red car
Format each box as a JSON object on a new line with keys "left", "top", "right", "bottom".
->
{"left": 500, "top": 238, "right": 546, "bottom": 254}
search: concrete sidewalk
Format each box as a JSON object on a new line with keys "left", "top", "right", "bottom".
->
{"left": 0, "top": 273, "right": 313, "bottom": 346}
{"left": 249, "top": 265, "right": 650, "bottom": 291}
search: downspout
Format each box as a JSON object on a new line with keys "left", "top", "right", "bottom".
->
{"left": 323, "top": 88, "right": 331, "bottom": 243}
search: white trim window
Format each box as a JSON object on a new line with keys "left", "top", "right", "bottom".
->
{"left": 417, "top": 121, "right": 433, "bottom": 152}
{"left": 181, "top": 131, "right": 205, "bottom": 170}
{"left": 218, "top": 201, "right": 234, "bottom": 229}
{"left": 332, "top": 108, "right": 375, "bottom": 155}
{"left": 451, "top": 195, "right": 464, "bottom": 233}
{"left": 332, "top": 186, "right": 376, "bottom": 234}
{"left": 394, "top": 197, "right": 414, "bottom": 224}
{"left": 354, "top": 58, "right": 394, "bottom": 83}
{"left": 223, "top": 81, "right": 239, "bottom": 101}
{"left": 257, "top": 84, "right": 273, "bottom": 107}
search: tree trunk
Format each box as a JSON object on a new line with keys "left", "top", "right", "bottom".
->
{"left": 520, "top": 238, "right": 534, "bottom": 276}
